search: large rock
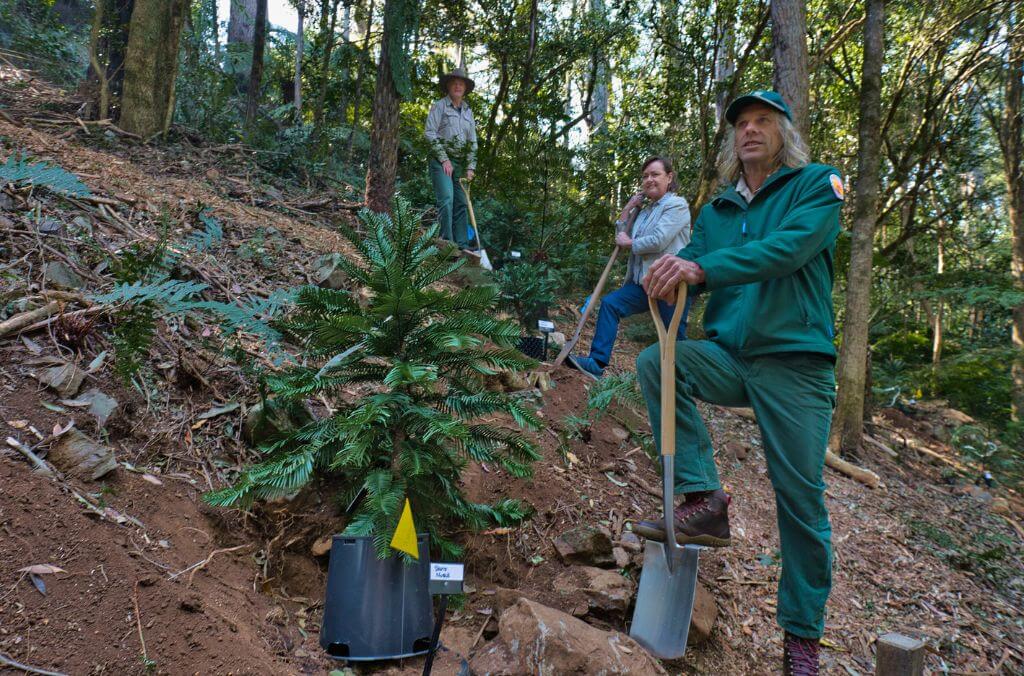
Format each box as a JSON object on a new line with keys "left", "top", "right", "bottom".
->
{"left": 688, "top": 581, "right": 718, "bottom": 645}
{"left": 470, "top": 598, "right": 666, "bottom": 676}
{"left": 43, "top": 261, "right": 85, "bottom": 289}
{"left": 553, "top": 525, "right": 614, "bottom": 567}
{"left": 49, "top": 429, "right": 117, "bottom": 480}
{"left": 241, "top": 398, "right": 313, "bottom": 447}
{"left": 553, "top": 566, "right": 636, "bottom": 617}
{"left": 35, "top": 361, "right": 86, "bottom": 397}
{"left": 312, "top": 253, "right": 349, "bottom": 290}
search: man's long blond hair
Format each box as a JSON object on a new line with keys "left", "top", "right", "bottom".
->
{"left": 716, "top": 110, "right": 810, "bottom": 184}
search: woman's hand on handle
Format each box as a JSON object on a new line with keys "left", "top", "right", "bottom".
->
{"left": 618, "top": 192, "right": 644, "bottom": 223}
{"left": 643, "top": 254, "right": 705, "bottom": 302}
{"left": 615, "top": 232, "right": 633, "bottom": 249}
{"left": 466, "top": 169, "right": 475, "bottom": 181}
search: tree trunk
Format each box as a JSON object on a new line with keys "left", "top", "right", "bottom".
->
{"left": 118, "top": 0, "right": 188, "bottom": 138}
{"left": 245, "top": 0, "right": 268, "bottom": 126}
{"left": 228, "top": 0, "right": 257, "bottom": 45}
{"left": 364, "top": 0, "right": 401, "bottom": 212}
{"left": 714, "top": 17, "right": 736, "bottom": 123}
{"left": 313, "top": 0, "right": 342, "bottom": 134}
{"left": 294, "top": 0, "right": 305, "bottom": 117}
{"left": 336, "top": 0, "right": 353, "bottom": 126}
{"left": 587, "top": 0, "right": 608, "bottom": 135}
{"left": 829, "top": 0, "right": 885, "bottom": 457}
{"left": 346, "top": 0, "right": 376, "bottom": 158}
{"left": 1002, "top": 10, "right": 1024, "bottom": 420}
{"left": 931, "top": 233, "right": 945, "bottom": 388}
{"left": 85, "top": 0, "right": 135, "bottom": 121}
{"left": 770, "top": 0, "right": 810, "bottom": 137}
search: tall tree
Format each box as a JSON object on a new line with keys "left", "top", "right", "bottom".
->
{"left": 245, "top": 0, "right": 268, "bottom": 126}
{"left": 587, "top": 0, "right": 609, "bottom": 135}
{"left": 228, "top": 0, "right": 256, "bottom": 45}
{"left": 999, "top": 10, "right": 1023, "bottom": 419}
{"left": 346, "top": 0, "right": 376, "bottom": 158}
{"left": 365, "top": 0, "right": 418, "bottom": 212}
{"left": 294, "top": 0, "right": 305, "bottom": 117}
{"left": 770, "top": 0, "right": 809, "bottom": 136}
{"left": 829, "top": 0, "right": 885, "bottom": 456}
{"left": 118, "top": 0, "right": 188, "bottom": 138}
{"left": 85, "top": 0, "right": 135, "bottom": 120}
{"left": 313, "top": 0, "right": 342, "bottom": 133}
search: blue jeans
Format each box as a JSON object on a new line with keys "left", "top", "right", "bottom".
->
{"left": 589, "top": 281, "right": 690, "bottom": 366}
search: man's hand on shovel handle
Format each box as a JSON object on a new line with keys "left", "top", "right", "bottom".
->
{"left": 643, "top": 255, "right": 704, "bottom": 302}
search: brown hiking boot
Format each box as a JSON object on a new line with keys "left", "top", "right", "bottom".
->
{"left": 783, "top": 633, "right": 820, "bottom": 676}
{"left": 631, "top": 489, "right": 731, "bottom": 547}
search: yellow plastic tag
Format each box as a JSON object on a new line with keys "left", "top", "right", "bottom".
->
{"left": 390, "top": 498, "right": 419, "bottom": 559}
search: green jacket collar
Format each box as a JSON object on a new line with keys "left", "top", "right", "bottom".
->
{"left": 712, "top": 165, "right": 802, "bottom": 210}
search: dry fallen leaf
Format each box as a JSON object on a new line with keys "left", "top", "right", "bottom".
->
{"left": 6, "top": 420, "right": 29, "bottom": 429}
{"left": 141, "top": 474, "right": 163, "bottom": 486}
{"left": 19, "top": 564, "right": 66, "bottom": 575}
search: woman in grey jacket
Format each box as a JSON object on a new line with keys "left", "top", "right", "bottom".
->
{"left": 568, "top": 156, "right": 692, "bottom": 379}
{"left": 424, "top": 68, "right": 478, "bottom": 250}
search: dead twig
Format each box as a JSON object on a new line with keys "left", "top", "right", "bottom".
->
{"left": 167, "top": 544, "right": 252, "bottom": 585}
{"left": 0, "top": 301, "right": 61, "bottom": 338}
{"left": 132, "top": 580, "right": 150, "bottom": 665}
{"left": 5, "top": 436, "right": 56, "bottom": 477}
{"left": 0, "top": 652, "right": 68, "bottom": 676}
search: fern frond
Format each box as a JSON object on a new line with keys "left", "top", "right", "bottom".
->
{"left": 0, "top": 153, "right": 91, "bottom": 197}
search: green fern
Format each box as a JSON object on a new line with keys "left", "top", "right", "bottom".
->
{"left": 0, "top": 153, "right": 91, "bottom": 197}
{"left": 205, "top": 198, "right": 541, "bottom": 559}
{"left": 183, "top": 209, "right": 224, "bottom": 253}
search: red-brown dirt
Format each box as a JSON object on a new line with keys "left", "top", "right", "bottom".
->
{"left": 1, "top": 64, "right": 1022, "bottom": 676}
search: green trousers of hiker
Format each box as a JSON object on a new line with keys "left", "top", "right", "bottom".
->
{"left": 428, "top": 158, "right": 470, "bottom": 248}
{"left": 637, "top": 339, "right": 835, "bottom": 639}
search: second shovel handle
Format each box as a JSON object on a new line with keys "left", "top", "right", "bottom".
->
{"left": 648, "top": 285, "right": 687, "bottom": 458}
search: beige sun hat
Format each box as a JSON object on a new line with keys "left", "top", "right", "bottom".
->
{"left": 439, "top": 68, "right": 475, "bottom": 95}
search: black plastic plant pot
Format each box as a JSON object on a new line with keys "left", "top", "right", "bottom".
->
{"left": 517, "top": 335, "right": 547, "bottom": 360}
{"left": 319, "top": 534, "right": 433, "bottom": 661}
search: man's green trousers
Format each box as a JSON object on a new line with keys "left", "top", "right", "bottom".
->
{"left": 428, "top": 159, "right": 469, "bottom": 248}
{"left": 637, "top": 339, "right": 835, "bottom": 639}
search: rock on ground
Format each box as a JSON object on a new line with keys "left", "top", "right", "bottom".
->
{"left": 553, "top": 524, "right": 614, "bottom": 567}
{"left": 470, "top": 598, "right": 666, "bottom": 675}
{"left": 553, "top": 566, "right": 636, "bottom": 617}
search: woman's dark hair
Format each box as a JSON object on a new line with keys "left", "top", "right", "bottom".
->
{"left": 641, "top": 155, "right": 678, "bottom": 192}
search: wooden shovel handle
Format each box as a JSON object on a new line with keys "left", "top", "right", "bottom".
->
{"left": 458, "top": 178, "right": 484, "bottom": 251}
{"left": 552, "top": 245, "right": 621, "bottom": 366}
{"left": 648, "top": 285, "right": 687, "bottom": 457}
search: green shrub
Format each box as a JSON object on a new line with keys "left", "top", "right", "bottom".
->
{"left": 205, "top": 199, "right": 541, "bottom": 558}
{"left": 872, "top": 330, "right": 931, "bottom": 364}
{"left": 493, "top": 260, "right": 559, "bottom": 329}
{"left": 935, "top": 349, "right": 1012, "bottom": 426}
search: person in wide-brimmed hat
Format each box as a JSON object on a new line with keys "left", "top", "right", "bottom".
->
{"left": 424, "top": 68, "right": 478, "bottom": 250}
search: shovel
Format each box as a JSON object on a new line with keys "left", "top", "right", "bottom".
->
{"left": 459, "top": 178, "right": 492, "bottom": 271}
{"left": 629, "top": 284, "right": 702, "bottom": 660}
{"left": 552, "top": 218, "right": 631, "bottom": 367}
{"left": 552, "top": 243, "right": 620, "bottom": 367}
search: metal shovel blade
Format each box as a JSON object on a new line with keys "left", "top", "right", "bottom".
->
{"left": 629, "top": 540, "right": 701, "bottom": 659}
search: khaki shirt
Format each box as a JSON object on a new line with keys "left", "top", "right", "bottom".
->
{"left": 424, "top": 96, "right": 478, "bottom": 170}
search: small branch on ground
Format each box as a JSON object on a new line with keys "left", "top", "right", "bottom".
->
{"left": 825, "top": 451, "right": 882, "bottom": 489}
{"left": 0, "top": 652, "right": 68, "bottom": 676}
{"left": 166, "top": 544, "right": 252, "bottom": 586}
{"left": 132, "top": 580, "right": 151, "bottom": 667}
{"left": 0, "top": 301, "right": 62, "bottom": 338}
{"left": 5, "top": 436, "right": 56, "bottom": 477}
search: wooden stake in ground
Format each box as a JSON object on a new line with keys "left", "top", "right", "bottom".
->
{"left": 875, "top": 633, "right": 925, "bottom": 676}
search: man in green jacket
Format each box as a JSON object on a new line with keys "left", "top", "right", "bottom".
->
{"left": 633, "top": 91, "right": 843, "bottom": 676}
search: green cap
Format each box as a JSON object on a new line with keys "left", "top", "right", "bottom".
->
{"left": 725, "top": 90, "right": 793, "bottom": 124}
